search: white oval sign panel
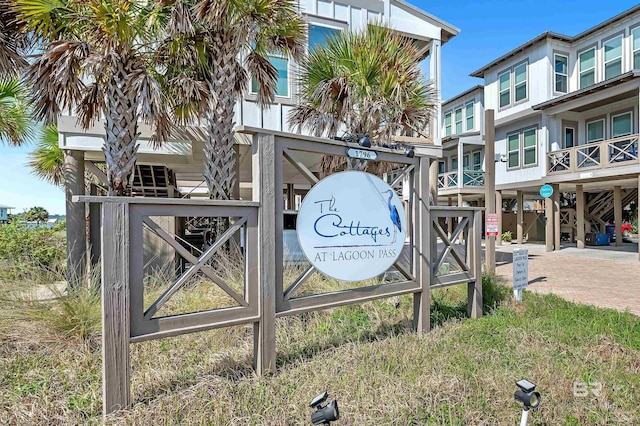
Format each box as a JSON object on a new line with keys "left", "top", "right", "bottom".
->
{"left": 297, "top": 171, "right": 406, "bottom": 282}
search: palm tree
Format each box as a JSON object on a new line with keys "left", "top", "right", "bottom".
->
{"left": 160, "top": 0, "right": 306, "bottom": 200}
{"left": 0, "top": 0, "right": 29, "bottom": 74}
{"left": 29, "top": 125, "right": 65, "bottom": 186}
{"left": 289, "top": 24, "right": 435, "bottom": 171}
{"left": 13, "top": 0, "right": 172, "bottom": 196}
{"left": 0, "top": 77, "right": 32, "bottom": 146}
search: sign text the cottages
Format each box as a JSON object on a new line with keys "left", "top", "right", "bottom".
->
{"left": 297, "top": 171, "right": 406, "bottom": 282}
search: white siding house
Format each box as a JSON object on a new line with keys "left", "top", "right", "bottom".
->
{"left": 58, "top": 0, "right": 459, "bottom": 198}
{"left": 468, "top": 5, "right": 640, "bottom": 255}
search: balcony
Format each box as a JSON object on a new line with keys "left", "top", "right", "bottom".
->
{"left": 438, "top": 171, "right": 485, "bottom": 190}
{"left": 547, "top": 134, "right": 639, "bottom": 175}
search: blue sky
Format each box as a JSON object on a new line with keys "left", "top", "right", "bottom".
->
{"left": 1, "top": 1, "right": 639, "bottom": 215}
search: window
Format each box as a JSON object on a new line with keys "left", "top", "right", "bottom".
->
{"left": 579, "top": 47, "right": 596, "bottom": 88}
{"left": 523, "top": 129, "right": 537, "bottom": 166}
{"left": 472, "top": 151, "right": 482, "bottom": 170}
{"left": 514, "top": 62, "right": 527, "bottom": 102}
{"left": 507, "top": 128, "right": 537, "bottom": 169}
{"left": 633, "top": 27, "right": 640, "bottom": 69}
{"left": 251, "top": 56, "right": 289, "bottom": 97}
{"left": 444, "top": 112, "right": 452, "bottom": 136}
{"left": 507, "top": 133, "right": 520, "bottom": 169}
{"left": 499, "top": 70, "right": 511, "bottom": 108}
{"left": 451, "top": 156, "right": 458, "bottom": 171}
{"left": 586, "top": 119, "right": 605, "bottom": 143}
{"left": 612, "top": 112, "right": 632, "bottom": 137}
{"left": 463, "top": 154, "right": 470, "bottom": 170}
{"left": 465, "top": 102, "right": 474, "bottom": 131}
{"left": 308, "top": 24, "right": 341, "bottom": 52}
{"left": 554, "top": 54, "right": 568, "bottom": 93}
{"left": 564, "top": 127, "right": 575, "bottom": 148}
{"left": 438, "top": 161, "right": 446, "bottom": 174}
{"left": 603, "top": 35, "right": 622, "bottom": 80}
{"left": 454, "top": 107, "right": 463, "bottom": 134}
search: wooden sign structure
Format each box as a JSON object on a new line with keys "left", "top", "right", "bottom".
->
{"left": 76, "top": 128, "right": 484, "bottom": 418}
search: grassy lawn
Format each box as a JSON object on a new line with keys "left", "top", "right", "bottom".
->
{"left": 1, "top": 275, "right": 639, "bottom": 425}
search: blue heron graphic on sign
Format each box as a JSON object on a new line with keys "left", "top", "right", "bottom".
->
{"left": 383, "top": 190, "right": 402, "bottom": 243}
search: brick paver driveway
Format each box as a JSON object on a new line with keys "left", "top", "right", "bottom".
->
{"left": 494, "top": 243, "right": 640, "bottom": 316}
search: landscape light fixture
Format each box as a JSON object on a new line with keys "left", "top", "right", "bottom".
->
{"left": 358, "top": 135, "right": 371, "bottom": 148}
{"left": 309, "top": 391, "right": 340, "bottom": 425}
{"left": 514, "top": 379, "right": 541, "bottom": 426}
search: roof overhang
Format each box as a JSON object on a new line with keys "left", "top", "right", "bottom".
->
{"left": 443, "top": 85, "right": 484, "bottom": 106}
{"left": 471, "top": 5, "right": 640, "bottom": 78}
{"left": 391, "top": 0, "right": 460, "bottom": 44}
{"left": 470, "top": 32, "right": 570, "bottom": 78}
{"left": 532, "top": 71, "right": 640, "bottom": 111}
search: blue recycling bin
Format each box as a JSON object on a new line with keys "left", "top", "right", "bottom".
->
{"left": 606, "top": 225, "right": 615, "bottom": 241}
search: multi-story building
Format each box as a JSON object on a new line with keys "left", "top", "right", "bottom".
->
{"left": 58, "top": 0, "right": 458, "bottom": 199}
{"left": 438, "top": 85, "right": 485, "bottom": 206}
{"left": 55, "top": 0, "right": 459, "bottom": 268}
{"left": 439, "top": 5, "right": 640, "bottom": 257}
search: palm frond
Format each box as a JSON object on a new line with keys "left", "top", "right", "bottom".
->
{"left": 28, "top": 124, "right": 64, "bottom": 186}
{"left": 25, "top": 40, "right": 89, "bottom": 123}
{"left": 0, "top": 77, "right": 33, "bottom": 145}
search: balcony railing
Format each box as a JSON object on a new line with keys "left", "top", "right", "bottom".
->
{"left": 547, "top": 134, "right": 639, "bottom": 175}
{"left": 437, "top": 171, "right": 485, "bottom": 190}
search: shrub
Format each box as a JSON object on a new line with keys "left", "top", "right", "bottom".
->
{"left": 501, "top": 231, "right": 513, "bottom": 243}
{"left": 482, "top": 271, "right": 510, "bottom": 312}
{"left": 0, "top": 223, "right": 65, "bottom": 282}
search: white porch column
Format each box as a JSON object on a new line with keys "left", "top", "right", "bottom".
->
{"left": 614, "top": 186, "right": 622, "bottom": 247}
{"left": 516, "top": 190, "right": 524, "bottom": 244}
{"left": 429, "top": 38, "right": 442, "bottom": 145}
{"left": 495, "top": 190, "right": 503, "bottom": 246}
{"left": 457, "top": 140, "right": 464, "bottom": 189}
{"left": 576, "top": 185, "right": 585, "bottom": 249}
{"left": 553, "top": 184, "right": 561, "bottom": 251}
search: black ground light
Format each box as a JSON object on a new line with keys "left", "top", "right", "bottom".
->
{"left": 310, "top": 391, "right": 339, "bottom": 425}
{"left": 514, "top": 379, "right": 541, "bottom": 425}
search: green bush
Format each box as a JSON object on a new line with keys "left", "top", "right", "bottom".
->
{"left": 501, "top": 231, "right": 512, "bottom": 242}
{"left": 0, "top": 223, "right": 66, "bottom": 282}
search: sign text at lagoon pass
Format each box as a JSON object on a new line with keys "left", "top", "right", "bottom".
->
{"left": 296, "top": 171, "right": 406, "bottom": 282}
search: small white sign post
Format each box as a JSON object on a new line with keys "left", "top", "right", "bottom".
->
{"left": 512, "top": 249, "right": 529, "bottom": 302}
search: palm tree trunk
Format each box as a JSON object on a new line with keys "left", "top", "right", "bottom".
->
{"left": 103, "top": 57, "right": 139, "bottom": 196}
{"left": 203, "top": 33, "right": 237, "bottom": 201}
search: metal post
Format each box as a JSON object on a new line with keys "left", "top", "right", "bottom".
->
{"left": 484, "top": 110, "right": 496, "bottom": 273}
